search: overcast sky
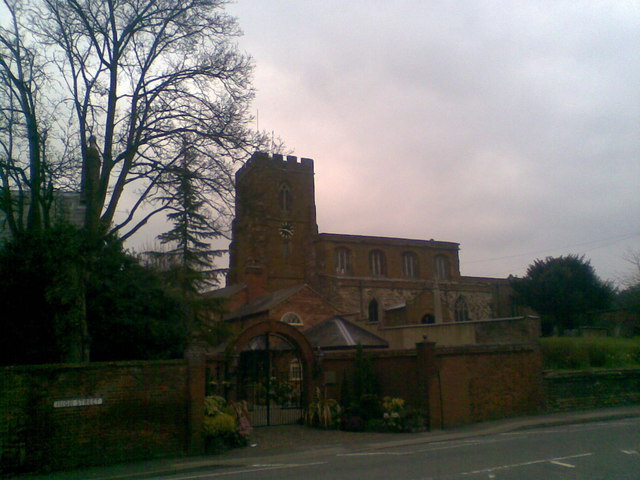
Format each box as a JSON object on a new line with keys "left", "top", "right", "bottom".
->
{"left": 214, "top": 0, "right": 639, "bottom": 284}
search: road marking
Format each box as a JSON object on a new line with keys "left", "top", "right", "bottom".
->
{"left": 459, "top": 452, "right": 593, "bottom": 476}
{"left": 549, "top": 460, "right": 576, "bottom": 468}
{"left": 166, "top": 462, "right": 328, "bottom": 479}
{"left": 501, "top": 429, "right": 565, "bottom": 435}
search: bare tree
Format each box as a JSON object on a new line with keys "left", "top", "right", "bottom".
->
{"left": 0, "top": 0, "right": 263, "bottom": 361}
{"left": 0, "top": 0, "right": 57, "bottom": 236}
{"left": 1, "top": 0, "right": 258, "bottom": 243}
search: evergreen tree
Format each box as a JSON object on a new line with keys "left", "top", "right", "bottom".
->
{"left": 511, "top": 254, "right": 615, "bottom": 334}
{"left": 152, "top": 140, "right": 229, "bottom": 345}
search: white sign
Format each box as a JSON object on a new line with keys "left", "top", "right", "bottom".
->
{"left": 53, "top": 398, "right": 104, "bottom": 408}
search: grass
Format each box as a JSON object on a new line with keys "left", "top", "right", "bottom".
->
{"left": 541, "top": 337, "right": 640, "bottom": 370}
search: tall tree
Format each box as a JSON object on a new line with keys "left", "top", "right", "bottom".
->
{"left": 150, "top": 138, "right": 229, "bottom": 346}
{"left": 156, "top": 139, "right": 225, "bottom": 295}
{"left": 511, "top": 254, "right": 615, "bottom": 334}
{"left": 0, "top": 0, "right": 262, "bottom": 361}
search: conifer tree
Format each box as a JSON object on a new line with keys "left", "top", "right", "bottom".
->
{"left": 152, "top": 139, "right": 229, "bottom": 345}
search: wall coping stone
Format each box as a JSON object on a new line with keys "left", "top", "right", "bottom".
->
{"left": 544, "top": 367, "right": 640, "bottom": 379}
{"left": 1, "top": 359, "right": 186, "bottom": 372}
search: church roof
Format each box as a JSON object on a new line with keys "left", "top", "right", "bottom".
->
{"left": 303, "top": 316, "right": 389, "bottom": 350}
{"left": 203, "top": 283, "right": 247, "bottom": 299}
{"left": 223, "top": 284, "right": 307, "bottom": 321}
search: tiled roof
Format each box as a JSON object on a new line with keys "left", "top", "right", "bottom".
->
{"left": 303, "top": 316, "right": 388, "bottom": 350}
{"left": 224, "top": 284, "right": 307, "bottom": 321}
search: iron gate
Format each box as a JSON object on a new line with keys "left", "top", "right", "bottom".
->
{"left": 236, "top": 333, "right": 304, "bottom": 427}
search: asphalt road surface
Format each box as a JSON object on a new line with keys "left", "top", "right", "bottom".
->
{"left": 149, "top": 418, "right": 640, "bottom": 480}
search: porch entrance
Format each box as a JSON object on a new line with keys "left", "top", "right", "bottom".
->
{"left": 225, "top": 320, "right": 315, "bottom": 428}
{"left": 237, "top": 333, "right": 304, "bottom": 426}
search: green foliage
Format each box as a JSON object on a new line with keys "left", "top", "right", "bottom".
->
{"left": 0, "top": 224, "right": 84, "bottom": 364}
{"left": 511, "top": 255, "right": 615, "bottom": 334}
{"left": 88, "top": 238, "right": 187, "bottom": 361}
{"left": 541, "top": 337, "right": 640, "bottom": 370}
{"left": 204, "top": 395, "right": 228, "bottom": 417}
{"left": 352, "top": 345, "right": 379, "bottom": 400}
{"left": 202, "top": 395, "right": 252, "bottom": 453}
{"left": 305, "top": 388, "right": 342, "bottom": 429}
{"left": 615, "top": 284, "right": 640, "bottom": 314}
{"left": 203, "top": 413, "right": 236, "bottom": 437}
{"left": 0, "top": 225, "right": 187, "bottom": 365}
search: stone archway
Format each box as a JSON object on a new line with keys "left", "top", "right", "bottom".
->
{"left": 225, "top": 320, "right": 316, "bottom": 426}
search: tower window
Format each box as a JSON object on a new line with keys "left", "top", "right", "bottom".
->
{"left": 369, "top": 250, "right": 386, "bottom": 276}
{"left": 402, "top": 252, "right": 419, "bottom": 278}
{"left": 435, "top": 255, "right": 450, "bottom": 280}
{"left": 454, "top": 296, "right": 470, "bottom": 322}
{"left": 279, "top": 183, "right": 291, "bottom": 212}
{"left": 368, "top": 299, "right": 379, "bottom": 322}
{"left": 335, "top": 247, "right": 352, "bottom": 275}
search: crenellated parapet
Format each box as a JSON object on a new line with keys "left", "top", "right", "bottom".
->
{"left": 236, "top": 151, "right": 314, "bottom": 182}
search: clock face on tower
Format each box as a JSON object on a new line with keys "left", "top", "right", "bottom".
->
{"left": 278, "top": 222, "right": 294, "bottom": 239}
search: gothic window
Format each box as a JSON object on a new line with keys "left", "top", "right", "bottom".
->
{"left": 369, "top": 250, "right": 386, "bottom": 276}
{"left": 421, "top": 313, "right": 435, "bottom": 324}
{"left": 402, "top": 251, "right": 419, "bottom": 278}
{"left": 281, "top": 312, "right": 303, "bottom": 326}
{"left": 335, "top": 247, "right": 352, "bottom": 275}
{"left": 435, "top": 255, "right": 450, "bottom": 280}
{"left": 368, "top": 299, "right": 379, "bottom": 322}
{"left": 279, "top": 183, "right": 291, "bottom": 212}
{"left": 454, "top": 296, "right": 470, "bottom": 322}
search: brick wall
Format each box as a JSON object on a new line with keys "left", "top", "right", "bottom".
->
{"left": 321, "top": 350, "right": 421, "bottom": 406}
{"left": 432, "top": 344, "right": 543, "bottom": 427}
{"left": 319, "top": 343, "right": 543, "bottom": 429}
{"left": 544, "top": 368, "right": 640, "bottom": 412}
{"left": 0, "top": 359, "right": 202, "bottom": 475}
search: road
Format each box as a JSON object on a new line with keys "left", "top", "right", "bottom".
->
{"left": 150, "top": 418, "right": 640, "bottom": 480}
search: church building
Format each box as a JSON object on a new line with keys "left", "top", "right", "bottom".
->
{"left": 217, "top": 152, "right": 532, "bottom": 348}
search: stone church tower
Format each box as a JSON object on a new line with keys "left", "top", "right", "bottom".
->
{"left": 227, "top": 152, "right": 318, "bottom": 297}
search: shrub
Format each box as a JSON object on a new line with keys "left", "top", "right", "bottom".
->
{"left": 202, "top": 395, "right": 252, "bottom": 453}
{"left": 305, "top": 388, "right": 342, "bottom": 429}
{"left": 203, "top": 413, "right": 236, "bottom": 437}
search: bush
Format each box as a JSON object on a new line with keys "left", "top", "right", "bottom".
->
{"left": 202, "top": 396, "right": 252, "bottom": 453}
{"left": 541, "top": 337, "right": 640, "bottom": 370}
{"left": 203, "top": 413, "right": 236, "bottom": 437}
{"left": 305, "top": 388, "right": 342, "bottom": 429}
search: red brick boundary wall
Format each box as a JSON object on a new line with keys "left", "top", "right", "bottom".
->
{"left": 544, "top": 368, "right": 640, "bottom": 412}
{"left": 0, "top": 358, "right": 206, "bottom": 475}
{"left": 321, "top": 342, "right": 544, "bottom": 429}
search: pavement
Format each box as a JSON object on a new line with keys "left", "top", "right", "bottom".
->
{"left": 14, "top": 405, "right": 640, "bottom": 480}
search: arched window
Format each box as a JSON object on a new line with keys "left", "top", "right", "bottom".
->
{"left": 289, "top": 358, "right": 302, "bottom": 381}
{"left": 369, "top": 250, "right": 386, "bottom": 276}
{"left": 421, "top": 313, "right": 435, "bottom": 324}
{"left": 435, "top": 255, "right": 450, "bottom": 280}
{"left": 335, "top": 247, "right": 352, "bottom": 275}
{"left": 279, "top": 183, "right": 291, "bottom": 212}
{"left": 454, "top": 296, "right": 470, "bottom": 322}
{"left": 402, "top": 251, "right": 419, "bottom": 278}
{"left": 281, "top": 312, "right": 303, "bottom": 326}
{"left": 368, "top": 299, "right": 379, "bottom": 322}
